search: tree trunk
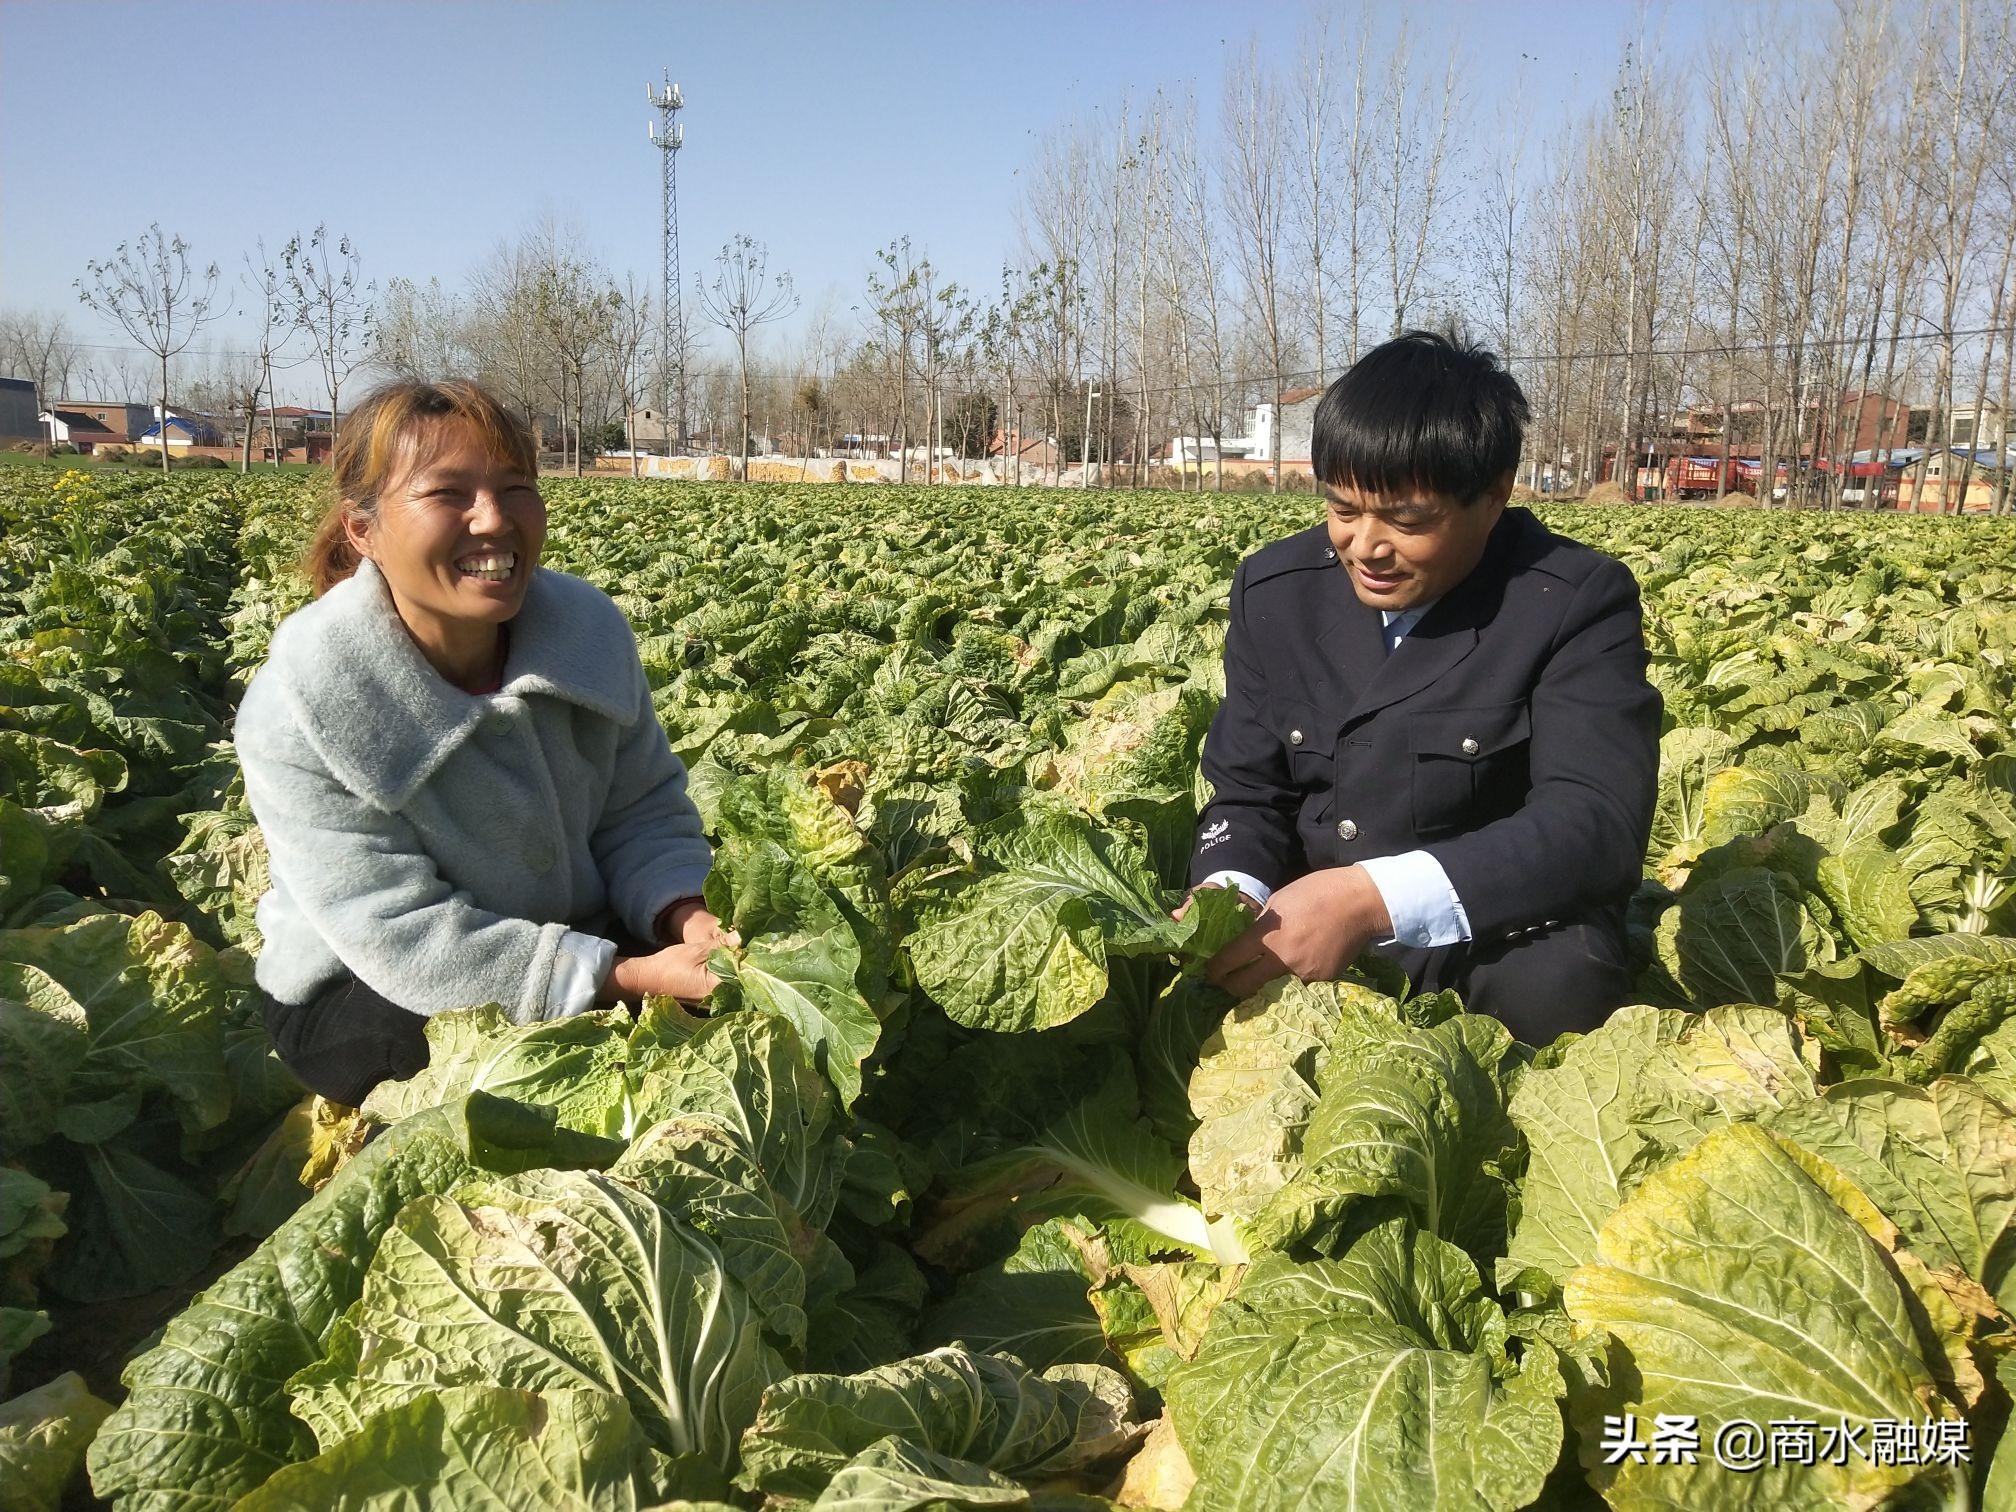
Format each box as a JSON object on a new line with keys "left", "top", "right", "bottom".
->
{"left": 1082, "top": 380, "right": 1095, "bottom": 488}
{"left": 1999, "top": 246, "right": 2016, "bottom": 515}
{"left": 240, "top": 385, "right": 255, "bottom": 474}
{"left": 739, "top": 343, "right": 752, "bottom": 482}
{"left": 574, "top": 363, "right": 587, "bottom": 478}
{"left": 159, "top": 354, "right": 171, "bottom": 476}
{"left": 266, "top": 356, "right": 282, "bottom": 467}
{"left": 897, "top": 365, "right": 909, "bottom": 486}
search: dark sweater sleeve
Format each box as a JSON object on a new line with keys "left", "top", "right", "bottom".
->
{"left": 1189, "top": 558, "right": 1303, "bottom": 891}
{"left": 1425, "top": 556, "right": 1661, "bottom": 938}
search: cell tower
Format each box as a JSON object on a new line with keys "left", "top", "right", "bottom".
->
{"left": 648, "top": 75, "right": 686, "bottom": 454}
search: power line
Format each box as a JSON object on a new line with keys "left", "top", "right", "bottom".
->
{"left": 1506, "top": 322, "right": 2016, "bottom": 368}
{"left": 1112, "top": 322, "right": 2016, "bottom": 404}
{"left": 28, "top": 321, "right": 2016, "bottom": 408}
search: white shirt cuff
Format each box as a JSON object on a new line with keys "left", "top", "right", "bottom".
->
{"left": 1197, "top": 870, "right": 1274, "bottom": 908}
{"left": 1356, "top": 851, "right": 1472, "bottom": 949}
{"left": 546, "top": 929, "right": 618, "bottom": 1018}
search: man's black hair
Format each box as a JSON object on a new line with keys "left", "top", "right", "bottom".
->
{"left": 1310, "top": 327, "right": 1529, "bottom": 503}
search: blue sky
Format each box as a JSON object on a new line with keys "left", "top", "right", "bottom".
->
{"left": 2, "top": 0, "right": 1729, "bottom": 384}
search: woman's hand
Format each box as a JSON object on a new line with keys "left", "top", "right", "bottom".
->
{"left": 599, "top": 941, "right": 723, "bottom": 1006}
{"left": 600, "top": 899, "right": 742, "bottom": 1007}
{"left": 655, "top": 896, "right": 734, "bottom": 949}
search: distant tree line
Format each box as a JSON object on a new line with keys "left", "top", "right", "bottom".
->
{"left": 5, "top": 0, "right": 2011, "bottom": 506}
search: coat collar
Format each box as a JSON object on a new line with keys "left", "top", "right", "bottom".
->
{"left": 266, "top": 559, "right": 637, "bottom": 810}
{"left": 1313, "top": 507, "right": 1532, "bottom": 726}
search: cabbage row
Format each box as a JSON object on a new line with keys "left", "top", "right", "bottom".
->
{"left": 3, "top": 471, "right": 2015, "bottom": 1510}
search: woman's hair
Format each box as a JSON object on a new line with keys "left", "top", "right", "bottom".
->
{"left": 304, "top": 379, "right": 540, "bottom": 596}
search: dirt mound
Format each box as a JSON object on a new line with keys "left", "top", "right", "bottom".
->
{"left": 1715, "top": 490, "right": 1762, "bottom": 508}
{"left": 1583, "top": 480, "right": 1630, "bottom": 504}
{"left": 1509, "top": 484, "right": 1544, "bottom": 502}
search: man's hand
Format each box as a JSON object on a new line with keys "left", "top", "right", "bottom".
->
{"left": 1204, "top": 865, "right": 1393, "bottom": 999}
{"left": 1171, "top": 880, "right": 1264, "bottom": 924}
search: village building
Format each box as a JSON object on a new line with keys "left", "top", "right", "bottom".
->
{"left": 135, "top": 405, "right": 228, "bottom": 451}
{"left": 40, "top": 408, "right": 126, "bottom": 452}
{"left": 0, "top": 377, "right": 41, "bottom": 442}
{"left": 1168, "top": 385, "right": 1324, "bottom": 465}
{"left": 39, "top": 400, "right": 153, "bottom": 450}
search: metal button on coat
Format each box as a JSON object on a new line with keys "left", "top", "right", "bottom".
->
{"left": 1461, "top": 736, "right": 1481, "bottom": 756}
{"left": 1289, "top": 729, "right": 1304, "bottom": 745}
{"left": 1337, "top": 819, "right": 1359, "bottom": 840}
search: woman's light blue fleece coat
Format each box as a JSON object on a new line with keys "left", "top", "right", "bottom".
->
{"left": 235, "top": 558, "right": 712, "bottom": 1022}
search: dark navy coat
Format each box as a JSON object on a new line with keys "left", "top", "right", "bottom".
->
{"left": 1188, "top": 507, "right": 1661, "bottom": 949}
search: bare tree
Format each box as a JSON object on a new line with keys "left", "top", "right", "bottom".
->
{"left": 1601, "top": 38, "right": 1676, "bottom": 503}
{"left": 1222, "top": 43, "right": 1289, "bottom": 492}
{"left": 1375, "top": 22, "right": 1459, "bottom": 336}
{"left": 1128, "top": 98, "right": 1170, "bottom": 486}
{"left": 923, "top": 269, "right": 975, "bottom": 484}
{"left": 76, "top": 224, "right": 221, "bottom": 474}
{"left": 1471, "top": 68, "right": 1530, "bottom": 375}
{"left": 864, "top": 238, "right": 925, "bottom": 484}
{"left": 0, "top": 310, "right": 81, "bottom": 417}
{"left": 1166, "top": 90, "right": 1232, "bottom": 492}
{"left": 239, "top": 241, "right": 299, "bottom": 469}
{"left": 467, "top": 236, "right": 548, "bottom": 434}
{"left": 530, "top": 232, "right": 617, "bottom": 477}
{"left": 1930, "top": 0, "right": 2016, "bottom": 509}
{"left": 1339, "top": 12, "right": 1377, "bottom": 365}
{"left": 696, "top": 235, "right": 797, "bottom": 480}
{"left": 1291, "top": 14, "right": 1338, "bottom": 385}
{"left": 284, "top": 224, "right": 373, "bottom": 440}
{"left": 71, "top": 348, "right": 153, "bottom": 405}
{"left": 1990, "top": 50, "right": 2016, "bottom": 513}
{"left": 373, "top": 276, "right": 468, "bottom": 383}
{"left": 1020, "top": 122, "right": 1097, "bottom": 486}
{"left": 1703, "top": 50, "right": 1769, "bottom": 502}
{"left": 607, "top": 274, "right": 654, "bottom": 478}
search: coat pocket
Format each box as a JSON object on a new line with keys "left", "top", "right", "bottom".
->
{"left": 1407, "top": 701, "right": 1531, "bottom": 836}
{"left": 1277, "top": 701, "right": 1334, "bottom": 817}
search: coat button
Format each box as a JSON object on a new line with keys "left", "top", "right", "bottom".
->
{"left": 1460, "top": 736, "right": 1480, "bottom": 756}
{"left": 1337, "top": 819, "right": 1358, "bottom": 840}
{"left": 1289, "top": 729, "right": 1303, "bottom": 745}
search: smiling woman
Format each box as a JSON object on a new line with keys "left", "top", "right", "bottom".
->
{"left": 238, "top": 380, "right": 730, "bottom": 1106}
{"left": 307, "top": 383, "right": 546, "bottom": 679}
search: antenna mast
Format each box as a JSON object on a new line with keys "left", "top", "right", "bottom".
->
{"left": 648, "top": 75, "right": 686, "bottom": 454}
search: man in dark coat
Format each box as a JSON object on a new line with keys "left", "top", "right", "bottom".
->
{"left": 1189, "top": 330, "right": 1661, "bottom": 1043}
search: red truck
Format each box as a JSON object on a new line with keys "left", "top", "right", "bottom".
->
{"left": 1663, "top": 455, "right": 1740, "bottom": 498}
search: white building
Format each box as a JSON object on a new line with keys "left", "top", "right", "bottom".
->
{"left": 1168, "top": 385, "right": 1323, "bottom": 465}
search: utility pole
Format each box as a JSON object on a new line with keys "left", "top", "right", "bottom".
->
{"left": 1081, "top": 380, "right": 1100, "bottom": 487}
{"left": 648, "top": 75, "right": 686, "bottom": 454}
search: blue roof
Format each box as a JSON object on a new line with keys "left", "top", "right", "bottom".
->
{"left": 1881, "top": 446, "right": 2014, "bottom": 470}
{"left": 137, "top": 416, "right": 213, "bottom": 440}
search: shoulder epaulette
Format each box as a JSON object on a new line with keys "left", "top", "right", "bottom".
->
{"left": 1243, "top": 525, "right": 1338, "bottom": 588}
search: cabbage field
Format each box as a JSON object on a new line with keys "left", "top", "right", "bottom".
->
{"left": 3, "top": 465, "right": 2016, "bottom": 1510}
